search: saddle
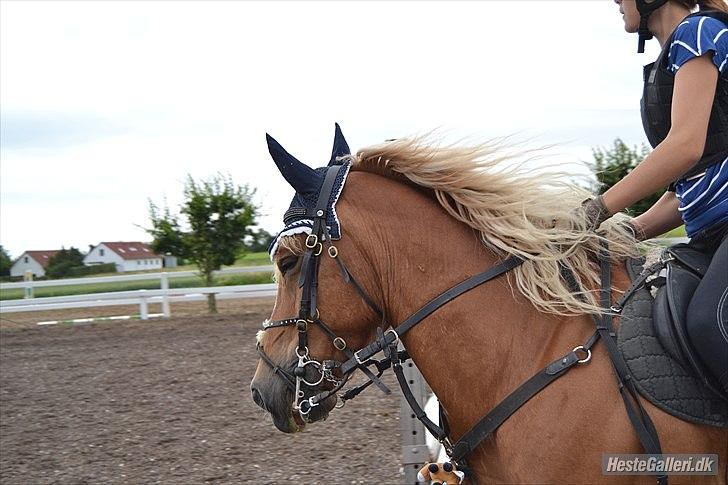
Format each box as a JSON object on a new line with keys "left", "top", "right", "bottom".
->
{"left": 617, "top": 246, "right": 728, "bottom": 427}
{"left": 651, "top": 244, "right": 725, "bottom": 399}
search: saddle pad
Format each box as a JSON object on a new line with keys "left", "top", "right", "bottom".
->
{"left": 617, "top": 258, "right": 728, "bottom": 427}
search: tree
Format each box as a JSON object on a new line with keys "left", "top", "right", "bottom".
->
{"left": 245, "top": 228, "right": 276, "bottom": 253}
{"left": 589, "top": 138, "right": 663, "bottom": 216}
{"left": 46, "top": 247, "right": 85, "bottom": 278}
{"left": 0, "top": 246, "right": 11, "bottom": 277}
{"left": 147, "top": 174, "right": 258, "bottom": 313}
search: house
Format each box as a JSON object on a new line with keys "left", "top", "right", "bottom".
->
{"left": 10, "top": 250, "right": 60, "bottom": 278}
{"left": 84, "top": 242, "right": 163, "bottom": 272}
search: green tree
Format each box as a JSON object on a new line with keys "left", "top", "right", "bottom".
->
{"left": 245, "top": 228, "right": 276, "bottom": 253}
{"left": 0, "top": 246, "right": 11, "bottom": 277}
{"left": 46, "top": 247, "right": 85, "bottom": 279}
{"left": 147, "top": 203, "right": 188, "bottom": 259}
{"left": 147, "top": 174, "right": 258, "bottom": 313}
{"left": 589, "top": 138, "right": 663, "bottom": 216}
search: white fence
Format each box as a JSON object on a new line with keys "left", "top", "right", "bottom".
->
{"left": 1, "top": 265, "right": 273, "bottom": 292}
{"left": 0, "top": 265, "right": 275, "bottom": 319}
{"left": 0, "top": 284, "right": 277, "bottom": 318}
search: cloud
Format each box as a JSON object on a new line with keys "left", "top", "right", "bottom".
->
{"left": 0, "top": 110, "right": 130, "bottom": 150}
{"left": 0, "top": 1, "right": 660, "bottom": 257}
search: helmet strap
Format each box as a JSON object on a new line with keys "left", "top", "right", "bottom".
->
{"left": 637, "top": 16, "right": 653, "bottom": 53}
{"left": 634, "top": 0, "right": 668, "bottom": 53}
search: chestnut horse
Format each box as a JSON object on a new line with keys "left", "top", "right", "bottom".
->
{"left": 251, "top": 132, "right": 727, "bottom": 484}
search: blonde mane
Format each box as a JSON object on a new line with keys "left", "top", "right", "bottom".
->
{"left": 349, "top": 135, "right": 646, "bottom": 316}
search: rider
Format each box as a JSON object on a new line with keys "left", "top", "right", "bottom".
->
{"left": 583, "top": 0, "right": 728, "bottom": 394}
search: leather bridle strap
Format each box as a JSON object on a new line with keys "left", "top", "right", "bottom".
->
{"left": 340, "top": 255, "right": 524, "bottom": 374}
{"left": 592, "top": 243, "right": 667, "bottom": 485}
{"left": 256, "top": 342, "right": 297, "bottom": 391}
{"left": 448, "top": 337, "right": 596, "bottom": 463}
{"left": 298, "top": 165, "right": 342, "bottom": 321}
{"left": 329, "top": 250, "right": 384, "bottom": 319}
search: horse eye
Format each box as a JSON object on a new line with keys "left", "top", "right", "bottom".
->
{"left": 277, "top": 256, "right": 299, "bottom": 275}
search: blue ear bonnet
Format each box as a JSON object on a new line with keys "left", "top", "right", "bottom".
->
{"left": 267, "top": 124, "right": 352, "bottom": 258}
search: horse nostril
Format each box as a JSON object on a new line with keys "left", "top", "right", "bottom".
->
{"left": 251, "top": 386, "right": 267, "bottom": 410}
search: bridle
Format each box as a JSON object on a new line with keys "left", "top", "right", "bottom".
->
{"left": 257, "top": 162, "right": 667, "bottom": 484}
{"left": 257, "top": 163, "right": 393, "bottom": 417}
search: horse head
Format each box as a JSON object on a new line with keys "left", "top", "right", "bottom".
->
{"left": 250, "top": 124, "right": 385, "bottom": 433}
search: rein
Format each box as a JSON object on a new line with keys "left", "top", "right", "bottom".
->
{"left": 257, "top": 163, "right": 666, "bottom": 484}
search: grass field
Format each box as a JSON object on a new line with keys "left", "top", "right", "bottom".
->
{"left": 0, "top": 252, "right": 273, "bottom": 301}
{"left": 0, "top": 234, "right": 686, "bottom": 302}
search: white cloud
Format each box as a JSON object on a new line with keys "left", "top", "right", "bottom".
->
{"left": 0, "top": 1, "right": 661, "bottom": 257}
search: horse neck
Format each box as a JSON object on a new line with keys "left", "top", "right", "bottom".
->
{"left": 350, "top": 171, "right": 596, "bottom": 436}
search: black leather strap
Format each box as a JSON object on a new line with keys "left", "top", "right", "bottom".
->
{"left": 341, "top": 256, "right": 523, "bottom": 374}
{"left": 593, "top": 244, "right": 667, "bottom": 485}
{"left": 390, "top": 344, "right": 448, "bottom": 441}
{"left": 331, "top": 251, "right": 385, "bottom": 319}
{"left": 450, "top": 348, "right": 584, "bottom": 463}
{"left": 612, "top": 259, "right": 665, "bottom": 313}
{"left": 256, "top": 343, "right": 296, "bottom": 391}
{"left": 395, "top": 256, "right": 523, "bottom": 337}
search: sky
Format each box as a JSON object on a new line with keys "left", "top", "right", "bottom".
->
{"left": 0, "top": 0, "right": 663, "bottom": 258}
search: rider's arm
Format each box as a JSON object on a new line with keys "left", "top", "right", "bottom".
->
{"left": 630, "top": 191, "right": 683, "bottom": 241}
{"left": 600, "top": 53, "right": 718, "bottom": 215}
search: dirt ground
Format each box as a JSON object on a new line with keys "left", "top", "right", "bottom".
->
{"left": 0, "top": 298, "right": 405, "bottom": 484}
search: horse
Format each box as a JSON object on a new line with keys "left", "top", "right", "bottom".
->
{"left": 250, "top": 126, "right": 727, "bottom": 484}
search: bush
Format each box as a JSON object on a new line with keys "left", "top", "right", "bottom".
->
{"left": 45, "top": 248, "right": 118, "bottom": 279}
{"left": 589, "top": 138, "right": 661, "bottom": 216}
{"left": 67, "top": 263, "right": 117, "bottom": 277}
{"left": 46, "top": 248, "right": 85, "bottom": 278}
{"left": 0, "top": 246, "right": 11, "bottom": 277}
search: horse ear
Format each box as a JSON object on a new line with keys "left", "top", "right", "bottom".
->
{"left": 266, "top": 133, "right": 321, "bottom": 196}
{"left": 329, "top": 122, "right": 351, "bottom": 165}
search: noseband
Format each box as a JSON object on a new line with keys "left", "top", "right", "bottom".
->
{"left": 257, "top": 163, "right": 666, "bottom": 484}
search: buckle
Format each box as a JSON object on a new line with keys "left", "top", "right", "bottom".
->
{"left": 385, "top": 329, "right": 400, "bottom": 346}
{"left": 354, "top": 329, "right": 399, "bottom": 366}
{"left": 305, "top": 234, "right": 318, "bottom": 248}
{"left": 442, "top": 437, "right": 454, "bottom": 455}
{"left": 354, "top": 348, "right": 368, "bottom": 366}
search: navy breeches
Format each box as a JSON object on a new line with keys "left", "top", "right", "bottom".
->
{"left": 685, "top": 221, "right": 728, "bottom": 394}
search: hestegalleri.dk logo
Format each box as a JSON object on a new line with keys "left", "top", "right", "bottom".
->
{"left": 602, "top": 454, "right": 718, "bottom": 475}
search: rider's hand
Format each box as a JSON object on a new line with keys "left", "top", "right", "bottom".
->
{"left": 580, "top": 195, "right": 610, "bottom": 231}
{"left": 625, "top": 219, "right": 647, "bottom": 241}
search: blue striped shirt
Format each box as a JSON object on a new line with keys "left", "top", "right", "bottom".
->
{"left": 668, "top": 15, "right": 728, "bottom": 238}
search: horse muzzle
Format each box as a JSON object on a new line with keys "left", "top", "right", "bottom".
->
{"left": 250, "top": 374, "right": 337, "bottom": 433}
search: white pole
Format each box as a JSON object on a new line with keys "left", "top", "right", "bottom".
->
{"left": 23, "top": 270, "right": 33, "bottom": 299}
{"left": 139, "top": 290, "right": 149, "bottom": 320}
{"left": 160, "top": 272, "right": 171, "bottom": 318}
{"left": 400, "top": 348, "right": 430, "bottom": 483}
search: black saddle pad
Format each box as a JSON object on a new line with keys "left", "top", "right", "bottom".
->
{"left": 617, "top": 257, "right": 728, "bottom": 427}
